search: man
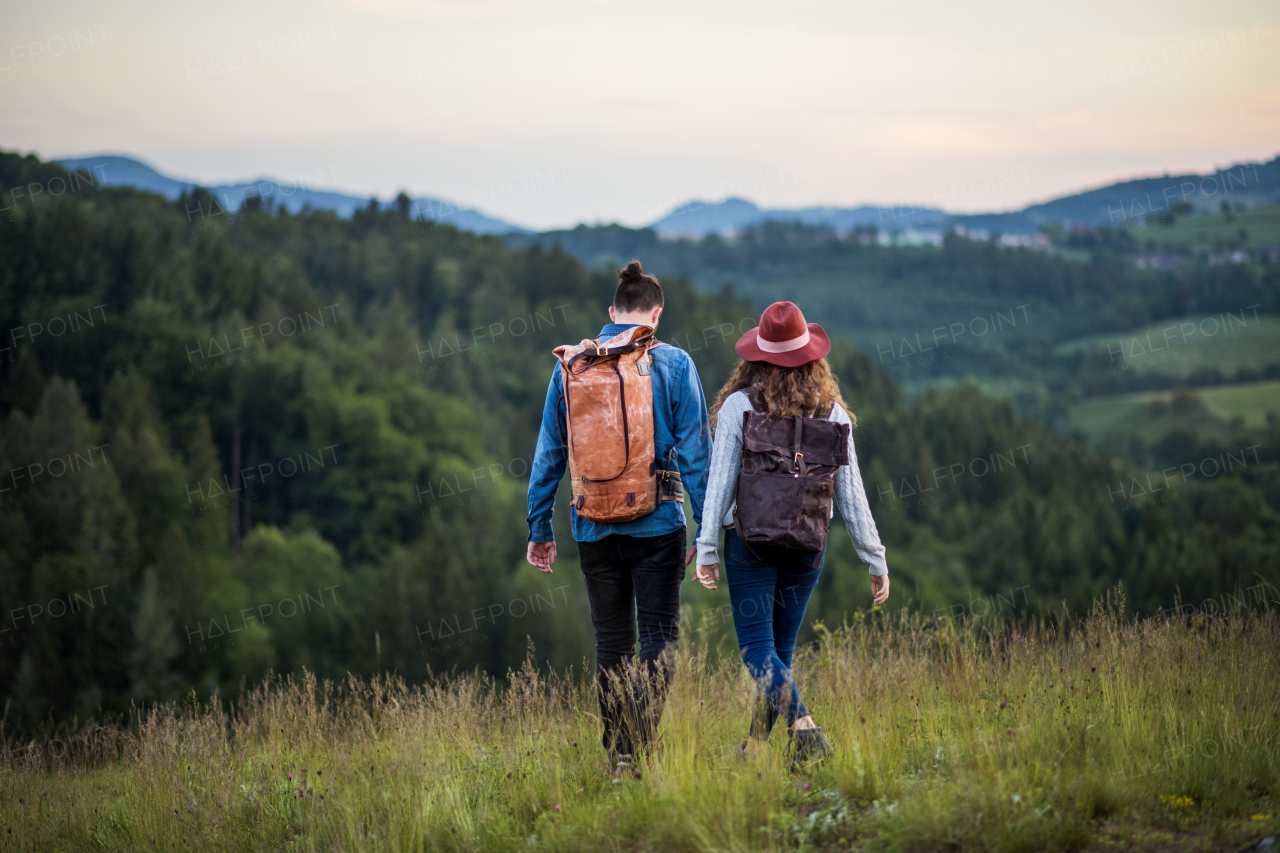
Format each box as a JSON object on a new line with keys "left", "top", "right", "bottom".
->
{"left": 526, "top": 260, "right": 711, "bottom": 778}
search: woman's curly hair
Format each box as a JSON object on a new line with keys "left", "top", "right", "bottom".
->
{"left": 710, "top": 357, "right": 852, "bottom": 431}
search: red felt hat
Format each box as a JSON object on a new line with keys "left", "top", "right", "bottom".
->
{"left": 735, "top": 301, "right": 831, "bottom": 367}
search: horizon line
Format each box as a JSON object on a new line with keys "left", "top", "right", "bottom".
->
{"left": 35, "top": 147, "right": 1280, "bottom": 233}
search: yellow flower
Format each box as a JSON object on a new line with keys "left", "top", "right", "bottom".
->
{"left": 1252, "top": 814, "right": 1273, "bottom": 821}
{"left": 1159, "top": 795, "right": 1194, "bottom": 809}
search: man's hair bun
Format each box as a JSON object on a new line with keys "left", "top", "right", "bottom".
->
{"left": 613, "top": 259, "right": 662, "bottom": 312}
{"left": 618, "top": 260, "right": 645, "bottom": 283}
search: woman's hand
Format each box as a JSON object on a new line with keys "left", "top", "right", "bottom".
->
{"left": 691, "top": 562, "right": 720, "bottom": 591}
{"left": 870, "top": 573, "right": 890, "bottom": 606}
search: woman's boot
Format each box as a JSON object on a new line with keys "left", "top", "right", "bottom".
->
{"left": 788, "top": 718, "right": 832, "bottom": 769}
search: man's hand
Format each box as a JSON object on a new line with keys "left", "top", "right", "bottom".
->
{"left": 691, "top": 562, "right": 720, "bottom": 591}
{"left": 870, "top": 573, "right": 890, "bottom": 607}
{"left": 684, "top": 545, "right": 696, "bottom": 566}
{"left": 527, "top": 541, "right": 557, "bottom": 573}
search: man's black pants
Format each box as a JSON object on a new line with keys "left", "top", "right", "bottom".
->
{"left": 577, "top": 528, "right": 685, "bottom": 759}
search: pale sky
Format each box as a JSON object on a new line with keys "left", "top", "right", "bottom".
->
{"left": 2, "top": 0, "right": 1278, "bottom": 229}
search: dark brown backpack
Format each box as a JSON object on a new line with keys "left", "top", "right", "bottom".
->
{"left": 733, "top": 385, "right": 850, "bottom": 553}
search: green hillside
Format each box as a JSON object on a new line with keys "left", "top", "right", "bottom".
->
{"left": 1069, "top": 382, "right": 1280, "bottom": 443}
{"left": 1200, "top": 379, "right": 1280, "bottom": 426}
{"left": 1055, "top": 313, "right": 1280, "bottom": 380}
{"left": 1131, "top": 203, "right": 1280, "bottom": 250}
{"left": 2, "top": 150, "right": 1278, "bottom": 736}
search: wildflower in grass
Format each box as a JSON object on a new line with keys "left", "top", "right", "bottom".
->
{"left": 1160, "top": 795, "right": 1194, "bottom": 809}
{"left": 553, "top": 804, "right": 560, "bottom": 811}
{"left": 1251, "top": 814, "right": 1272, "bottom": 821}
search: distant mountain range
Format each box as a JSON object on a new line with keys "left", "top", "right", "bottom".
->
{"left": 650, "top": 157, "right": 1280, "bottom": 238}
{"left": 56, "top": 154, "right": 524, "bottom": 235}
{"left": 55, "top": 153, "right": 1280, "bottom": 239}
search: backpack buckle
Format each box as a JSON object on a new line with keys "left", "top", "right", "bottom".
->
{"left": 595, "top": 346, "right": 607, "bottom": 356}
{"left": 794, "top": 452, "right": 803, "bottom": 469}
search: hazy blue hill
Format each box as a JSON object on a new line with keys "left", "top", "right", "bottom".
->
{"left": 643, "top": 156, "right": 1280, "bottom": 238}
{"left": 649, "top": 197, "right": 947, "bottom": 237}
{"left": 55, "top": 153, "right": 528, "bottom": 234}
{"left": 1006, "top": 157, "right": 1280, "bottom": 230}
{"left": 649, "top": 197, "right": 772, "bottom": 237}
{"left": 58, "top": 153, "right": 191, "bottom": 197}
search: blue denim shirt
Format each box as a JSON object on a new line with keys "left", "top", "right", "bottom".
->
{"left": 527, "top": 324, "right": 712, "bottom": 543}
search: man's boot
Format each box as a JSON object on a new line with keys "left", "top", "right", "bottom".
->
{"left": 738, "top": 690, "right": 779, "bottom": 758}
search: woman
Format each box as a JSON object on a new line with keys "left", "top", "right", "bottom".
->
{"left": 692, "top": 301, "right": 890, "bottom": 766}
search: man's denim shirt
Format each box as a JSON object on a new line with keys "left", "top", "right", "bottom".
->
{"left": 527, "top": 324, "right": 712, "bottom": 543}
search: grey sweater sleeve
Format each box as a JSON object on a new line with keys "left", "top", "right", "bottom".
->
{"left": 830, "top": 405, "right": 889, "bottom": 576}
{"left": 694, "top": 391, "right": 749, "bottom": 566}
{"left": 694, "top": 392, "right": 889, "bottom": 576}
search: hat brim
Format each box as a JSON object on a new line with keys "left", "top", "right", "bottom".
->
{"left": 735, "top": 323, "right": 831, "bottom": 367}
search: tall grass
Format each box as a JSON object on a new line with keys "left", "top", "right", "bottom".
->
{"left": 3, "top": 590, "right": 1277, "bottom": 852}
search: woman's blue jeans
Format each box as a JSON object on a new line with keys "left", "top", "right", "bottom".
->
{"left": 723, "top": 528, "right": 824, "bottom": 736}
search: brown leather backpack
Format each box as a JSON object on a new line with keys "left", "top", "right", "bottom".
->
{"left": 734, "top": 385, "right": 849, "bottom": 552}
{"left": 553, "top": 325, "right": 683, "bottom": 523}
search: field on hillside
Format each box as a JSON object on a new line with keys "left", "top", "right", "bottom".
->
{"left": 1129, "top": 205, "right": 1280, "bottom": 250}
{"left": 1055, "top": 314, "right": 1280, "bottom": 380}
{"left": 4, "top": 598, "right": 1277, "bottom": 853}
{"left": 1198, "top": 380, "right": 1280, "bottom": 427}
{"left": 1068, "top": 380, "right": 1280, "bottom": 438}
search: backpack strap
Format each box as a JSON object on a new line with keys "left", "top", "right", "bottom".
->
{"left": 554, "top": 386, "right": 567, "bottom": 448}
{"left": 650, "top": 446, "right": 677, "bottom": 476}
{"left": 792, "top": 415, "right": 807, "bottom": 475}
{"left": 735, "top": 383, "right": 768, "bottom": 561}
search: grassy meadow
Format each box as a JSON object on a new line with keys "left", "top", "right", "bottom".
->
{"left": 1054, "top": 314, "right": 1280, "bottom": 380}
{"left": 1198, "top": 380, "right": 1280, "bottom": 427}
{"left": 1129, "top": 205, "right": 1280, "bottom": 250}
{"left": 3, "top": 593, "right": 1277, "bottom": 853}
{"left": 1067, "top": 380, "right": 1280, "bottom": 439}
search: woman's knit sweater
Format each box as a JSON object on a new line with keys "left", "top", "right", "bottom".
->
{"left": 694, "top": 390, "right": 888, "bottom": 575}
